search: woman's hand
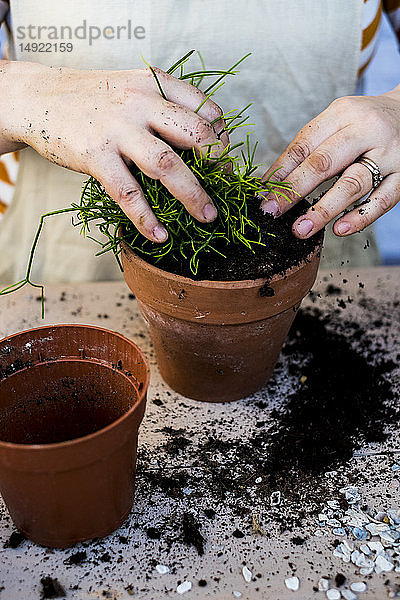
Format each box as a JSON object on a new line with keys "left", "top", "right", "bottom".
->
{"left": 260, "top": 85, "right": 400, "bottom": 239}
{"left": 0, "top": 60, "right": 227, "bottom": 242}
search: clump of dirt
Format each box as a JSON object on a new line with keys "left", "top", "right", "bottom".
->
{"left": 160, "top": 427, "right": 191, "bottom": 457}
{"left": 181, "top": 512, "right": 205, "bottom": 556}
{"left": 3, "top": 531, "right": 26, "bottom": 549}
{"left": 40, "top": 577, "right": 66, "bottom": 599}
{"left": 63, "top": 550, "right": 87, "bottom": 566}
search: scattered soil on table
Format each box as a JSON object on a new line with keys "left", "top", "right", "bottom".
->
{"left": 335, "top": 573, "right": 346, "bottom": 587}
{"left": 267, "top": 307, "right": 398, "bottom": 479}
{"left": 1, "top": 281, "right": 398, "bottom": 598}
{"left": 134, "top": 199, "right": 322, "bottom": 281}
{"left": 160, "top": 426, "right": 191, "bottom": 457}
{"left": 137, "top": 304, "right": 400, "bottom": 533}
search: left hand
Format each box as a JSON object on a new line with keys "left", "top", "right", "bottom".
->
{"left": 260, "top": 85, "right": 400, "bottom": 239}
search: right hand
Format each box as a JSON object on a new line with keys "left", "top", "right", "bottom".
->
{"left": 0, "top": 61, "right": 228, "bottom": 242}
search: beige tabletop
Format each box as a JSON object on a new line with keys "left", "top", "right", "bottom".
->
{"left": 0, "top": 267, "right": 399, "bottom": 600}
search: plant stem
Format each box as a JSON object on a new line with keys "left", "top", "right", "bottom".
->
{"left": 0, "top": 207, "right": 76, "bottom": 317}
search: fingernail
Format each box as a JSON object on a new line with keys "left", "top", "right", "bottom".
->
{"left": 295, "top": 219, "right": 314, "bottom": 237}
{"left": 261, "top": 199, "right": 280, "bottom": 217}
{"left": 153, "top": 224, "right": 168, "bottom": 242}
{"left": 336, "top": 221, "right": 351, "bottom": 235}
{"left": 203, "top": 202, "right": 218, "bottom": 221}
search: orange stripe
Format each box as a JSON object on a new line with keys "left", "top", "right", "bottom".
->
{"left": 0, "top": 199, "right": 8, "bottom": 214}
{"left": 0, "top": 161, "right": 13, "bottom": 185}
{"left": 362, "top": 2, "right": 382, "bottom": 49}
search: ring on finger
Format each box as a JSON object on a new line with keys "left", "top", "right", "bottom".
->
{"left": 354, "top": 156, "right": 384, "bottom": 190}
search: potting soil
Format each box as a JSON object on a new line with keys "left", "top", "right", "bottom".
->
{"left": 136, "top": 199, "right": 322, "bottom": 281}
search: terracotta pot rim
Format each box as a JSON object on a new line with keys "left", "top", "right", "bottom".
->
{"left": 122, "top": 236, "right": 322, "bottom": 289}
{"left": 0, "top": 323, "right": 150, "bottom": 452}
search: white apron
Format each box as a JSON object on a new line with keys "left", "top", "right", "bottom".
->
{"left": 0, "top": 0, "right": 378, "bottom": 286}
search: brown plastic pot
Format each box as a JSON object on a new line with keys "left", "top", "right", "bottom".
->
{"left": 121, "top": 239, "right": 322, "bottom": 403}
{"left": 0, "top": 324, "right": 149, "bottom": 548}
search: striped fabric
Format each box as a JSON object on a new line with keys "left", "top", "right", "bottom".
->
{"left": 359, "top": 0, "right": 400, "bottom": 75}
{"left": 0, "top": 152, "right": 18, "bottom": 215}
{"left": 0, "top": 0, "right": 399, "bottom": 218}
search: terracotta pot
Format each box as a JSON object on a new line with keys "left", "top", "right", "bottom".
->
{"left": 0, "top": 324, "right": 149, "bottom": 548}
{"left": 121, "top": 239, "right": 322, "bottom": 402}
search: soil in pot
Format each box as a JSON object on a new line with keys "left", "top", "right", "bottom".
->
{"left": 129, "top": 198, "right": 322, "bottom": 281}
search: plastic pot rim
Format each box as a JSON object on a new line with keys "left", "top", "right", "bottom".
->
{"left": 0, "top": 323, "right": 150, "bottom": 453}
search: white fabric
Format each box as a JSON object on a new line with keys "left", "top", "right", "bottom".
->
{"left": 0, "top": 0, "right": 366, "bottom": 285}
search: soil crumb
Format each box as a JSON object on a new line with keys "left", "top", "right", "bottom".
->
{"left": 182, "top": 512, "right": 205, "bottom": 556}
{"left": 3, "top": 531, "right": 26, "bottom": 549}
{"left": 40, "top": 577, "right": 66, "bottom": 599}
{"left": 64, "top": 550, "right": 87, "bottom": 565}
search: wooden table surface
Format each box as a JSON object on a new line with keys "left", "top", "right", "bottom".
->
{"left": 0, "top": 267, "right": 399, "bottom": 600}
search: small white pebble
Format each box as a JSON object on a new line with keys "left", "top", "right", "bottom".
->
{"left": 233, "top": 593, "right": 242, "bottom": 598}
{"left": 270, "top": 491, "right": 281, "bottom": 506}
{"left": 367, "top": 540, "right": 384, "bottom": 553}
{"left": 242, "top": 566, "right": 252, "bottom": 583}
{"left": 350, "top": 582, "right": 367, "bottom": 593}
{"left": 319, "top": 513, "right": 329, "bottom": 522}
{"left": 359, "top": 566, "right": 374, "bottom": 576}
{"left": 255, "top": 477, "right": 262, "bottom": 484}
{"left": 177, "top": 581, "right": 192, "bottom": 595}
{"left": 343, "top": 540, "right": 354, "bottom": 552}
{"left": 326, "top": 590, "right": 341, "bottom": 600}
{"left": 375, "top": 554, "right": 394, "bottom": 574}
{"left": 318, "top": 578, "right": 329, "bottom": 591}
{"left": 314, "top": 529, "right": 325, "bottom": 537}
{"left": 341, "top": 590, "right": 357, "bottom": 600}
{"left": 327, "top": 519, "right": 342, "bottom": 528}
{"left": 285, "top": 576, "right": 300, "bottom": 591}
{"left": 156, "top": 564, "right": 170, "bottom": 574}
